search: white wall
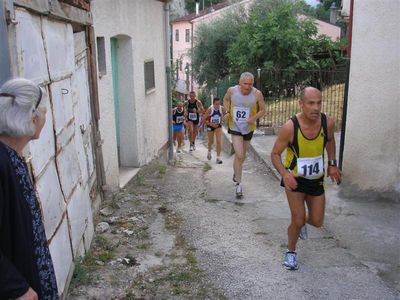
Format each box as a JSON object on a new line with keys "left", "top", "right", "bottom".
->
{"left": 343, "top": 0, "right": 400, "bottom": 197}
{"left": 92, "top": 0, "right": 169, "bottom": 187}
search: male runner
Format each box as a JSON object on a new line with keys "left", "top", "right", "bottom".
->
{"left": 223, "top": 72, "right": 266, "bottom": 197}
{"left": 271, "top": 87, "right": 342, "bottom": 270}
{"left": 185, "top": 91, "right": 204, "bottom": 151}
{"left": 204, "top": 97, "right": 227, "bottom": 164}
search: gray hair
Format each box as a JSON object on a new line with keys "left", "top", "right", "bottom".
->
{"left": 239, "top": 72, "right": 254, "bottom": 82}
{"left": 0, "top": 78, "right": 47, "bottom": 137}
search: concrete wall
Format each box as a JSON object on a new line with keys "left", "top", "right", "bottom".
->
{"left": 92, "top": 0, "right": 169, "bottom": 187}
{"left": 343, "top": 0, "right": 400, "bottom": 198}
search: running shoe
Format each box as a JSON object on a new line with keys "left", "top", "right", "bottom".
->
{"left": 189, "top": 144, "right": 193, "bottom": 151}
{"left": 216, "top": 158, "right": 223, "bottom": 164}
{"left": 177, "top": 147, "right": 181, "bottom": 154}
{"left": 299, "top": 224, "right": 308, "bottom": 240}
{"left": 235, "top": 184, "right": 243, "bottom": 198}
{"left": 207, "top": 151, "right": 212, "bottom": 160}
{"left": 233, "top": 174, "right": 237, "bottom": 183}
{"left": 192, "top": 143, "right": 196, "bottom": 150}
{"left": 283, "top": 251, "right": 299, "bottom": 270}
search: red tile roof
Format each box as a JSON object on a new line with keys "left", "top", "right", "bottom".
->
{"left": 172, "top": 2, "right": 229, "bottom": 23}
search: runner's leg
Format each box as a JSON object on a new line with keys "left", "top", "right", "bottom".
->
{"left": 232, "top": 135, "right": 245, "bottom": 183}
{"left": 285, "top": 189, "right": 307, "bottom": 252}
{"left": 207, "top": 130, "right": 214, "bottom": 152}
{"left": 215, "top": 127, "right": 222, "bottom": 157}
{"left": 305, "top": 194, "right": 326, "bottom": 228}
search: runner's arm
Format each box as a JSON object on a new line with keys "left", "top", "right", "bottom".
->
{"left": 325, "top": 117, "right": 342, "bottom": 184}
{"left": 223, "top": 88, "right": 232, "bottom": 122}
{"left": 248, "top": 90, "right": 266, "bottom": 124}
{"left": 271, "top": 121, "right": 298, "bottom": 190}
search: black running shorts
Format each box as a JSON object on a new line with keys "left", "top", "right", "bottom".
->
{"left": 280, "top": 176, "right": 325, "bottom": 196}
{"left": 228, "top": 129, "right": 254, "bottom": 141}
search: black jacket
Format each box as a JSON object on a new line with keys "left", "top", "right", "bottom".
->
{"left": 0, "top": 143, "right": 41, "bottom": 299}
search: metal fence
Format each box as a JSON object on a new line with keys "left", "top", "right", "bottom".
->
{"left": 215, "top": 69, "right": 346, "bottom": 131}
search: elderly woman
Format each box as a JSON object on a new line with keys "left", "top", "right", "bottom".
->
{"left": 0, "top": 78, "right": 58, "bottom": 299}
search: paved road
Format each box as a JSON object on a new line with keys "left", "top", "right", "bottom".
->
{"left": 165, "top": 136, "right": 399, "bottom": 299}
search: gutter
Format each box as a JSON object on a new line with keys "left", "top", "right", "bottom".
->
{"left": 164, "top": 1, "right": 174, "bottom": 163}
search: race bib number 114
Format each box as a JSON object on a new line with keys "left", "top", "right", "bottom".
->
{"left": 297, "top": 155, "right": 323, "bottom": 179}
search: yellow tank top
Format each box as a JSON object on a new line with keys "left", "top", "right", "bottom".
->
{"left": 284, "top": 114, "right": 328, "bottom": 180}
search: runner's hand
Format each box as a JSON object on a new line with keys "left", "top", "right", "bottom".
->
{"left": 247, "top": 116, "right": 256, "bottom": 125}
{"left": 327, "top": 166, "right": 342, "bottom": 185}
{"left": 283, "top": 172, "right": 298, "bottom": 190}
{"left": 17, "top": 288, "right": 38, "bottom": 300}
{"left": 222, "top": 113, "right": 229, "bottom": 122}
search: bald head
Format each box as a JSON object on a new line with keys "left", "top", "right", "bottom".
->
{"left": 300, "top": 87, "right": 321, "bottom": 101}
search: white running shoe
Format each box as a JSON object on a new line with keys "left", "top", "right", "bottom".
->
{"left": 189, "top": 144, "right": 193, "bottom": 151}
{"left": 207, "top": 151, "right": 212, "bottom": 160}
{"left": 177, "top": 147, "right": 181, "bottom": 154}
{"left": 216, "top": 158, "right": 223, "bottom": 164}
{"left": 192, "top": 143, "right": 196, "bottom": 150}
{"left": 299, "top": 224, "right": 308, "bottom": 240}
{"left": 283, "top": 251, "right": 299, "bottom": 270}
{"left": 235, "top": 184, "right": 243, "bottom": 198}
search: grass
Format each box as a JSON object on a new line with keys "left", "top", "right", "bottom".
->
{"left": 203, "top": 163, "right": 212, "bottom": 172}
{"left": 70, "top": 257, "right": 92, "bottom": 287}
{"left": 158, "top": 164, "right": 167, "bottom": 174}
{"left": 261, "top": 83, "right": 345, "bottom": 130}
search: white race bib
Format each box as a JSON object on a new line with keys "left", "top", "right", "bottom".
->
{"left": 188, "top": 112, "right": 197, "bottom": 121}
{"left": 210, "top": 115, "right": 221, "bottom": 124}
{"left": 233, "top": 106, "right": 250, "bottom": 123}
{"left": 297, "top": 155, "right": 323, "bottom": 179}
{"left": 176, "top": 116, "right": 185, "bottom": 123}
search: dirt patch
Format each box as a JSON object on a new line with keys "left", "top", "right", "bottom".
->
{"left": 67, "top": 161, "right": 225, "bottom": 300}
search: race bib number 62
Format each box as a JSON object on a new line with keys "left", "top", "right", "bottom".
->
{"left": 233, "top": 106, "right": 250, "bottom": 123}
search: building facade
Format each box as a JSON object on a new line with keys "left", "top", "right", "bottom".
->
{"left": 341, "top": 0, "right": 400, "bottom": 200}
{"left": 92, "top": 0, "right": 171, "bottom": 188}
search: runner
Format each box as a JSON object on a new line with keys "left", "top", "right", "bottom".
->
{"left": 223, "top": 72, "right": 266, "bottom": 197}
{"left": 270, "top": 86, "right": 342, "bottom": 270}
{"left": 185, "top": 91, "right": 204, "bottom": 151}
{"left": 204, "top": 97, "right": 227, "bottom": 164}
{"left": 172, "top": 102, "right": 185, "bottom": 153}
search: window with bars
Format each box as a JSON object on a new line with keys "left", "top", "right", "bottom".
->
{"left": 175, "top": 29, "right": 179, "bottom": 41}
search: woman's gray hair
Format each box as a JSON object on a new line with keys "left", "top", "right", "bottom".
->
{"left": 239, "top": 72, "right": 254, "bottom": 82}
{"left": 0, "top": 78, "right": 47, "bottom": 137}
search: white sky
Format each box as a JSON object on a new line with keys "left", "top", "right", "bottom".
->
{"left": 305, "top": 0, "right": 320, "bottom": 7}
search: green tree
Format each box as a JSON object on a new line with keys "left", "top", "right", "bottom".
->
{"left": 191, "top": 8, "right": 247, "bottom": 87}
{"left": 227, "top": 0, "right": 338, "bottom": 74}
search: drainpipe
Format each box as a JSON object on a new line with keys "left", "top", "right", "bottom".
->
{"left": 164, "top": 1, "right": 174, "bottom": 163}
{"left": 338, "top": 0, "right": 354, "bottom": 170}
{"left": 0, "top": 0, "right": 12, "bottom": 85}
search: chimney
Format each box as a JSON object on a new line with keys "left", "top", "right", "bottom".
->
{"left": 330, "top": 2, "right": 337, "bottom": 24}
{"left": 195, "top": 0, "right": 200, "bottom": 15}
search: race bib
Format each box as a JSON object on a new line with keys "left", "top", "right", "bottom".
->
{"left": 233, "top": 106, "right": 250, "bottom": 123}
{"left": 297, "top": 155, "right": 323, "bottom": 179}
{"left": 176, "top": 116, "right": 185, "bottom": 123}
{"left": 188, "top": 112, "right": 197, "bottom": 121}
{"left": 210, "top": 115, "right": 221, "bottom": 124}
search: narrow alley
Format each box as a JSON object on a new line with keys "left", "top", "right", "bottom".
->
{"left": 67, "top": 136, "right": 399, "bottom": 299}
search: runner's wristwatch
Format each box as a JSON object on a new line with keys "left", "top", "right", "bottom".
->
{"left": 328, "top": 159, "right": 337, "bottom": 167}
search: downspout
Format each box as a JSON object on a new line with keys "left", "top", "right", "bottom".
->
{"left": 0, "top": 0, "right": 12, "bottom": 85}
{"left": 164, "top": 1, "right": 174, "bottom": 163}
{"left": 338, "top": 0, "right": 354, "bottom": 170}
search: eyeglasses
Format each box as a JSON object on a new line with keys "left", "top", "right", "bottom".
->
{"left": 35, "top": 86, "right": 43, "bottom": 109}
{"left": 0, "top": 85, "right": 43, "bottom": 110}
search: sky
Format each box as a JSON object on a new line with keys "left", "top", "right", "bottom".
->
{"left": 305, "top": 0, "right": 319, "bottom": 7}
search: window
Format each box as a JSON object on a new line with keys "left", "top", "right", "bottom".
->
{"left": 96, "top": 37, "right": 106, "bottom": 76}
{"left": 175, "top": 29, "right": 179, "bottom": 42}
{"left": 144, "top": 60, "right": 155, "bottom": 92}
{"left": 185, "top": 29, "right": 190, "bottom": 42}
